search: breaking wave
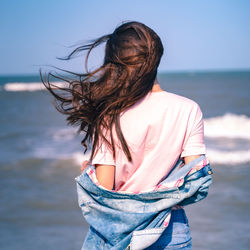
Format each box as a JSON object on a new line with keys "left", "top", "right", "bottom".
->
{"left": 2, "top": 82, "right": 66, "bottom": 91}
{"left": 206, "top": 148, "right": 250, "bottom": 165}
{"left": 204, "top": 113, "right": 250, "bottom": 140}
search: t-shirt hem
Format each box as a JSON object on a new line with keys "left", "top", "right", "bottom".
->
{"left": 91, "top": 160, "right": 116, "bottom": 166}
{"left": 180, "top": 149, "right": 206, "bottom": 158}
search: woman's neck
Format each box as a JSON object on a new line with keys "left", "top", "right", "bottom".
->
{"left": 151, "top": 80, "right": 163, "bottom": 92}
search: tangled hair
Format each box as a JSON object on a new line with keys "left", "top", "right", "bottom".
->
{"left": 40, "top": 21, "right": 164, "bottom": 163}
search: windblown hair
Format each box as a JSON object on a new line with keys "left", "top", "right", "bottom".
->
{"left": 40, "top": 21, "right": 164, "bottom": 163}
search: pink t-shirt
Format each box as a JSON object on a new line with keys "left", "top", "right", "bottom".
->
{"left": 91, "top": 91, "right": 206, "bottom": 192}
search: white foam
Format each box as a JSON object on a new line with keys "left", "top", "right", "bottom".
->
{"left": 51, "top": 113, "right": 250, "bottom": 143}
{"left": 52, "top": 127, "right": 78, "bottom": 141}
{"left": 3, "top": 82, "right": 66, "bottom": 91}
{"left": 71, "top": 151, "right": 91, "bottom": 165}
{"left": 32, "top": 146, "right": 90, "bottom": 166}
{"left": 204, "top": 113, "right": 250, "bottom": 139}
{"left": 31, "top": 143, "right": 250, "bottom": 166}
{"left": 206, "top": 148, "right": 250, "bottom": 165}
{"left": 50, "top": 151, "right": 91, "bottom": 166}
{"left": 56, "top": 148, "right": 250, "bottom": 166}
{"left": 60, "top": 145, "right": 250, "bottom": 165}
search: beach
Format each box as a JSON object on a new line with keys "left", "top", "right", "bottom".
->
{"left": 0, "top": 71, "right": 250, "bottom": 249}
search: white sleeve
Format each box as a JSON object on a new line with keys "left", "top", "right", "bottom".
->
{"left": 181, "top": 104, "right": 206, "bottom": 157}
{"left": 91, "top": 137, "right": 116, "bottom": 166}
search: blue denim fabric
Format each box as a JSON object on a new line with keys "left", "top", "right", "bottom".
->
{"left": 75, "top": 155, "right": 213, "bottom": 250}
{"left": 144, "top": 209, "right": 192, "bottom": 250}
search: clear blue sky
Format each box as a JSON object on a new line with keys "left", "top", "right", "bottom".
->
{"left": 1, "top": 0, "right": 250, "bottom": 75}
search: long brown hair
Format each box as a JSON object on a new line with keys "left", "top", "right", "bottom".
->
{"left": 40, "top": 21, "right": 164, "bottom": 163}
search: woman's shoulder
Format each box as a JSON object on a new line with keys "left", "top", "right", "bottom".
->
{"left": 148, "top": 91, "right": 200, "bottom": 109}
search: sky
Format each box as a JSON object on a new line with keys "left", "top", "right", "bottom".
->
{"left": 0, "top": 0, "right": 250, "bottom": 75}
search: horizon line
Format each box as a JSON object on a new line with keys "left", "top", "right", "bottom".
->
{"left": 0, "top": 68, "right": 250, "bottom": 77}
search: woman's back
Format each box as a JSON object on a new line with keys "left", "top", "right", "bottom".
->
{"left": 41, "top": 20, "right": 212, "bottom": 249}
{"left": 91, "top": 90, "right": 206, "bottom": 192}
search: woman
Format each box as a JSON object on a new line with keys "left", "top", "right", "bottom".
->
{"left": 41, "top": 21, "right": 211, "bottom": 249}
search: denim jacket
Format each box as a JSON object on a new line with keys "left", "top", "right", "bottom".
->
{"left": 75, "top": 155, "right": 213, "bottom": 250}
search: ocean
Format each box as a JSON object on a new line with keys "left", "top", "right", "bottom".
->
{"left": 0, "top": 71, "right": 250, "bottom": 250}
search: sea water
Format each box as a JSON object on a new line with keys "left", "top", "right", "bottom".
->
{"left": 0, "top": 71, "right": 250, "bottom": 250}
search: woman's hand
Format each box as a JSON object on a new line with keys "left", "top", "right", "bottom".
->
{"left": 183, "top": 155, "right": 201, "bottom": 164}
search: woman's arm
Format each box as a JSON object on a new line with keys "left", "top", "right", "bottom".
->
{"left": 95, "top": 164, "right": 115, "bottom": 190}
{"left": 183, "top": 155, "right": 201, "bottom": 164}
{"left": 81, "top": 161, "right": 115, "bottom": 190}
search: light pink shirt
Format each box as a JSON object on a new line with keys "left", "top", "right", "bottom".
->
{"left": 91, "top": 91, "right": 206, "bottom": 192}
